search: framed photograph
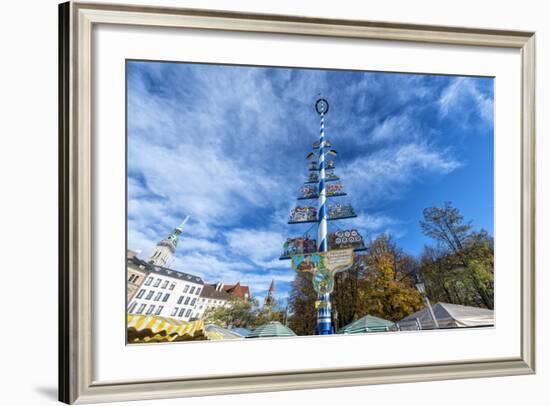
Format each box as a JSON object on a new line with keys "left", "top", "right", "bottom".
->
{"left": 59, "top": 1, "right": 535, "bottom": 404}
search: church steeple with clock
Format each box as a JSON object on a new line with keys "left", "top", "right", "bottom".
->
{"left": 148, "top": 216, "right": 190, "bottom": 267}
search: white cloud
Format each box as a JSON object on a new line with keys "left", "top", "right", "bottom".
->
{"left": 351, "top": 213, "right": 399, "bottom": 232}
{"left": 342, "top": 141, "right": 461, "bottom": 205}
{"left": 226, "top": 228, "right": 287, "bottom": 267}
{"left": 172, "top": 251, "right": 293, "bottom": 297}
{"left": 439, "top": 77, "right": 494, "bottom": 123}
{"left": 178, "top": 236, "right": 225, "bottom": 254}
{"left": 370, "top": 114, "right": 416, "bottom": 144}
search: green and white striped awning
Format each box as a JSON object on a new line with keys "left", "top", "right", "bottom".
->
{"left": 246, "top": 321, "right": 297, "bottom": 338}
{"left": 338, "top": 315, "right": 394, "bottom": 334}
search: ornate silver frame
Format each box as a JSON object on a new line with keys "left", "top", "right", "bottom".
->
{"left": 59, "top": 2, "right": 536, "bottom": 403}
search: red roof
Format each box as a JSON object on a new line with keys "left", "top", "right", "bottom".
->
{"left": 224, "top": 282, "right": 251, "bottom": 300}
{"left": 205, "top": 282, "right": 251, "bottom": 301}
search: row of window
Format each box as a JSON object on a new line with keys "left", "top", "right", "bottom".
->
{"left": 176, "top": 295, "right": 197, "bottom": 306}
{"left": 143, "top": 277, "right": 202, "bottom": 296}
{"left": 128, "top": 302, "right": 164, "bottom": 316}
{"left": 144, "top": 277, "right": 176, "bottom": 290}
{"left": 128, "top": 274, "right": 141, "bottom": 284}
{"left": 135, "top": 289, "right": 171, "bottom": 302}
{"left": 171, "top": 307, "right": 193, "bottom": 318}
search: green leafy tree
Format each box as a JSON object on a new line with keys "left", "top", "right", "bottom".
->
{"left": 202, "top": 297, "right": 286, "bottom": 330}
{"left": 420, "top": 202, "right": 494, "bottom": 309}
{"left": 202, "top": 298, "right": 258, "bottom": 329}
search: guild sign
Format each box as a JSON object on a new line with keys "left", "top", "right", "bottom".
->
{"left": 291, "top": 249, "right": 354, "bottom": 295}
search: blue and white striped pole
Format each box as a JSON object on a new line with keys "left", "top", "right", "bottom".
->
{"left": 316, "top": 102, "right": 332, "bottom": 335}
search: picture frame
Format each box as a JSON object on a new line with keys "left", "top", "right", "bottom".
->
{"left": 59, "top": 1, "right": 535, "bottom": 404}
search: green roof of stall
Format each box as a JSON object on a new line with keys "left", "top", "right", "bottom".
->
{"left": 246, "top": 321, "right": 297, "bottom": 338}
{"left": 338, "top": 315, "right": 394, "bottom": 334}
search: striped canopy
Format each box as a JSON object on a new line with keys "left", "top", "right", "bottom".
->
{"left": 247, "top": 321, "right": 297, "bottom": 338}
{"left": 127, "top": 314, "right": 205, "bottom": 343}
{"left": 338, "top": 315, "right": 394, "bottom": 334}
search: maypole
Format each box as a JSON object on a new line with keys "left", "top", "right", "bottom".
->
{"left": 281, "top": 96, "right": 366, "bottom": 336}
{"left": 315, "top": 99, "right": 332, "bottom": 334}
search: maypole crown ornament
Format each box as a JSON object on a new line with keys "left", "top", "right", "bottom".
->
{"left": 315, "top": 98, "right": 329, "bottom": 115}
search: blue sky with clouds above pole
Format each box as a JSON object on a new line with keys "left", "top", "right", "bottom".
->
{"left": 127, "top": 60, "right": 494, "bottom": 304}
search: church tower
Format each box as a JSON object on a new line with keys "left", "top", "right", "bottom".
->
{"left": 148, "top": 216, "right": 189, "bottom": 267}
{"left": 264, "top": 279, "right": 276, "bottom": 307}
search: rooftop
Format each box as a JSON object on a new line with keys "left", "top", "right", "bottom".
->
{"left": 200, "top": 284, "right": 233, "bottom": 301}
{"left": 127, "top": 254, "right": 204, "bottom": 285}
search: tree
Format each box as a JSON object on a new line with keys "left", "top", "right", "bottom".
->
{"left": 202, "top": 298, "right": 257, "bottom": 329}
{"left": 354, "top": 235, "right": 424, "bottom": 322}
{"left": 420, "top": 202, "right": 472, "bottom": 253}
{"left": 287, "top": 271, "right": 317, "bottom": 335}
{"left": 332, "top": 256, "right": 362, "bottom": 330}
{"left": 420, "top": 202, "right": 494, "bottom": 309}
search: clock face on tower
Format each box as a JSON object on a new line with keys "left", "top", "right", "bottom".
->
{"left": 315, "top": 98, "right": 329, "bottom": 115}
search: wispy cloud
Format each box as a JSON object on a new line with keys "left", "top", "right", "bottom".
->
{"left": 342, "top": 141, "right": 461, "bottom": 206}
{"left": 439, "top": 77, "right": 494, "bottom": 124}
{"left": 226, "top": 228, "right": 286, "bottom": 268}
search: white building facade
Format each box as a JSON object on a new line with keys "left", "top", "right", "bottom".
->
{"left": 127, "top": 262, "right": 204, "bottom": 322}
{"left": 128, "top": 220, "right": 252, "bottom": 322}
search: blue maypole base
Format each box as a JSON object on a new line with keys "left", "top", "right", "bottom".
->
{"left": 316, "top": 293, "right": 333, "bottom": 335}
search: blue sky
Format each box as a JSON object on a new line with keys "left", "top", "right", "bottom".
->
{"left": 126, "top": 60, "right": 494, "bottom": 305}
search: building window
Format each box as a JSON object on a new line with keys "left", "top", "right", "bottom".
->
{"left": 146, "top": 305, "right": 155, "bottom": 315}
{"left": 161, "top": 280, "right": 169, "bottom": 289}
{"left": 191, "top": 298, "right": 196, "bottom": 306}
{"left": 154, "top": 292, "right": 162, "bottom": 301}
{"left": 137, "top": 304, "right": 146, "bottom": 314}
{"left": 169, "top": 283, "right": 176, "bottom": 291}
{"left": 185, "top": 309, "right": 192, "bottom": 317}
{"left": 171, "top": 307, "right": 178, "bottom": 316}
{"left": 178, "top": 308, "right": 185, "bottom": 317}
{"left": 184, "top": 297, "right": 190, "bottom": 305}
{"left": 153, "top": 279, "right": 161, "bottom": 287}
{"left": 189, "top": 286, "right": 196, "bottom": 294}
{"left": 136, "top": 289, "right": 145, "bottom": 299}
{"left": 183, "top": 285, "right": 189, "bottom": 293}
{"left": 144, "top": 277, "right": 153, "bottom": 286}
{"left": 128, "top": 302, "right": 137, "bottom": 313}
{"left": 196, "top": 288, "right": 201, "bottom": 296}
{"left": 128, "top": 274, "right": 135, "bottom": 283}
{"left": 162, "top": 293, "right": 170, "bottom": 302}
{"left": 146, "top": 290, "right": 154, "bottom": 300}
{"left": 177, "top": 296, "right": 184, "bottom": 304}
{"left": 155, "top": 305, "right": 164, "bottom": 315}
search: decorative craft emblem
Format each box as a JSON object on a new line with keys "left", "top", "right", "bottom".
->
{"left": 291, "top": 249, "right": 354, "bottom": 295}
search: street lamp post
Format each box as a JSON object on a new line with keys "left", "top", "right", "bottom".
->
{"left": 414, "top": 271, "right": 439, "bottom": 329}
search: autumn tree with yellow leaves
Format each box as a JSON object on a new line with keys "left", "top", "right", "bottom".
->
{"left": 354, "top": 234, "right": 423, "bottom": 322}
